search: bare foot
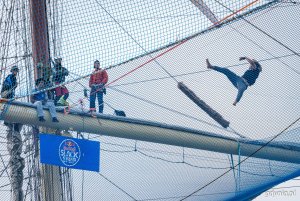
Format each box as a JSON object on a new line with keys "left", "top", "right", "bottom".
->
{"left": 206, "top": 59, "right": 213, "bottom": 69}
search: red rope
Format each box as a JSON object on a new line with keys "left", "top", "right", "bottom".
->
{"left": 105, "top": 0, "right": 260, "bottom": 87}
{"left": 67, "top": 0, "right": 260, "bottom": 111}
{"left": 105, "top": 40, "right": 188, "bottom": 87}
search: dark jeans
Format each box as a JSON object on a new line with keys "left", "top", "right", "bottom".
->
{"left": 90, "top": 89, "right": 104, "bottom": 113}
{"left": 213, "top": 66, "right": 248, "bottom": 103}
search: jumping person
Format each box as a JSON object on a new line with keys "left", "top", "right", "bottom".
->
{"left": 206, "top": 57, "right": 262, "bottom": 106}
{"left": 1, "top": 66, "right": 19, "bottom": 99}
{"left": 89, "top": 60, "right": 108, "bottom": 113}
{"left": 30, "top": 78, "right": 59, "bottom": 122}
{"left": 52, "top": 56, "right": 69, "bottom": 106}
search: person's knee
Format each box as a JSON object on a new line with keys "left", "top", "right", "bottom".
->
{"left": 34, "top": 101, "right": 42, "bottom": 106}
{"left": 47, "top": 101, "right": 55, "bottom": 107}
{"left": 241, "top": 85, "right": 248, "bottom": 91}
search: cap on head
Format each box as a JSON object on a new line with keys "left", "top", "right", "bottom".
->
{"left": 11, "top": 66, "right": 19, "bottom": 73}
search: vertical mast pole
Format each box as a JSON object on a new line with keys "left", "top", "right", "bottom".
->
{"left": 28, "top": 1, "right": 63, "bottom": 201}
{"left": 29, "top": 0, "right": 51, "bottom": 81}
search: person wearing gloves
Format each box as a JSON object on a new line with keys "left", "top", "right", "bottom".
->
{"left": 89, "top": 60, "right": 108, "bottom": 113}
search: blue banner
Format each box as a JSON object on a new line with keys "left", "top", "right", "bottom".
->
{"left": 40, "top": 134, "right": 100, "bottom": 172}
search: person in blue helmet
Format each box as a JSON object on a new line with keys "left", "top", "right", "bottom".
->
{"left": 206, "top": 57, "right": 262, "bottom": 106}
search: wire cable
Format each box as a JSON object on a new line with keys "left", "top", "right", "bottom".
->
{"left": 215, "top": 0, "right": 300, "bottom": 76}
{"left": 109, "top": 87, "right": 238, "bottom": 136}
{"left": 109, "top": 52, "right": 299, "bottom": 88}
{"left": 98, "top": 173, "right": 137, "bottom": 201}
{"left": 94, "top": 0, "right": 179, "bottom": 84}
{"left": 180, "top": 116, "right": 300, "bottom": 200}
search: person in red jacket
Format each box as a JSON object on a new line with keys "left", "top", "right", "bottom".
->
{"left": 89, "top": 60, "right": 108, "bottom": 113}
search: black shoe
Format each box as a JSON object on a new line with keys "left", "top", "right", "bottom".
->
{"left": 52, "top": 117, "right": 59, "bottom": 122}
{"left": 38, "top": 117, "right": 46, "bottom": 122}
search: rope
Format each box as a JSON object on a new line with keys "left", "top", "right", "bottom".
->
{"left": 88, "top": 0, "right": 262, "bottom": 130}
{"left": 180, "top": 116, "right": 300, "bottom": 200}
{"left": 244, "top": 10, "right": 300, "bottom": 61}
{"left": 98, "top": 173, "right": 137, "bottom": 201}
{"left": 3, "top": 0, "right": 292, "bottom": 152}
{"left": 95, "top": 0, "right": 179, "bottom": 84}
{"left": 85, "top": 134, "right": 300, "bottom": 170}
{"left": 0, "top": 0, "right": 16, "bottom": 83}
{"left": 228, "top": 127, "right": 246, "bottom": 138}
{"left": 137, "top": 150, "right": 230, "bottom": 170}
{"left": 8, "top": 2, "right": 272, "bottom": 102}
{"left": 11, "top": 0, "right": 264, "bottom": 103}
{"left": 104, "top": 0, "right": 261, "bottom": 87}
{"left": 109, "top": 53, "right": 299, "bottom": 88}
{"left": 110, "top": 87, "right": 240, "bottom": 137}
{"left": 216, "top": 0, "right": 300, "bottom": 76}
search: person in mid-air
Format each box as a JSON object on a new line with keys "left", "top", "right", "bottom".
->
{"left": 206, "top": 57, "right": 262, "bottom": 106}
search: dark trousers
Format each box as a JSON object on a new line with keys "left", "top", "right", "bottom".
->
{"left": 90, "top": 91, "right": 104, "bottom": 113}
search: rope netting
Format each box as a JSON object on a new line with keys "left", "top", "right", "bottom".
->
{"left": 0, "top": 0, "right": 300, "bottom": 200}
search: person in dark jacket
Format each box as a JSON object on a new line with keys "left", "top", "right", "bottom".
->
{"left": 52, "top": 56, "right": 69, "bottom": 106}
{"left": 89, "top": 60, "right": 108, "bottom": 113}
{"left": 206, "top": 57, "right": 262, "bottom": 106}
{"left": 1, "top": 66, "right": 19, "bottom": 99}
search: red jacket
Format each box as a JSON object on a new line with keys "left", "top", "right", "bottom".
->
{"left": 89, "top": 69, "right": 108, "bottom": 87}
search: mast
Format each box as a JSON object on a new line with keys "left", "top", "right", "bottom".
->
{"left": 6, "top": 123, "right": 24, "bottom": 201}
{"left": 28, "top": 1, "right": 63, "bottom": 200}
{"left": 29, "top": 0, "right": 51, "bottom": 81}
